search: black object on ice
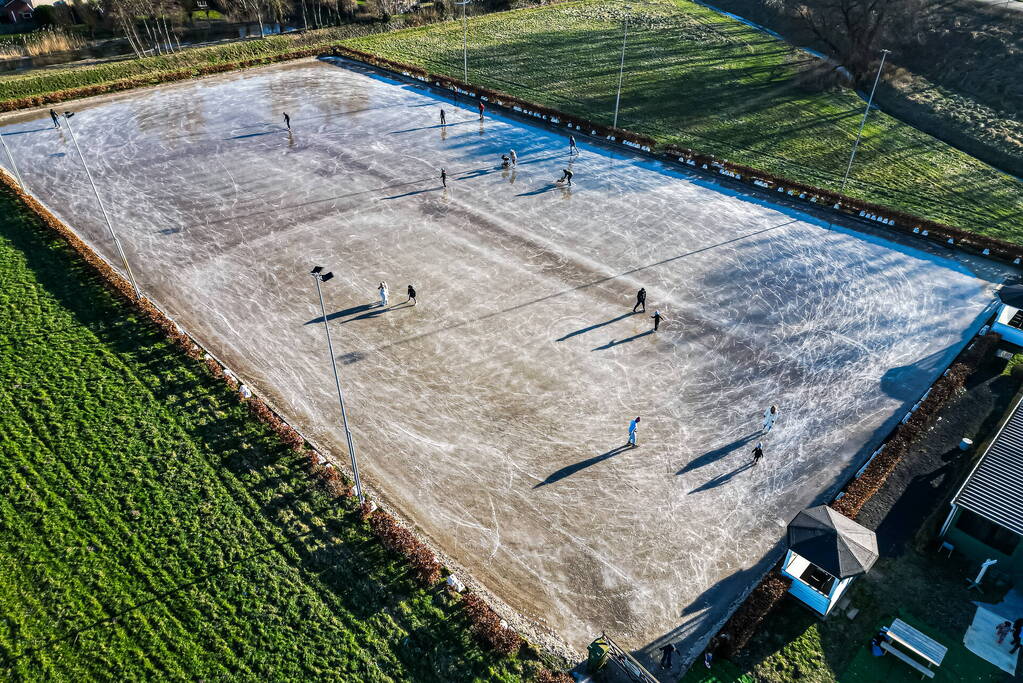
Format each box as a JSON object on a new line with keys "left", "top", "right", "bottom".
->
{"left": 998, "top": 284, "right": 1023, "bottom": 309}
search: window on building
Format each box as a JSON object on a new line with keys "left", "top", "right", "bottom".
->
{"left": 799, "top": 563, "right": 836, "bottom": 595}
{"left": 21, "top": 11, "right": 33, "bottom": 20}
{"left": 956, "top": 509, "right": 1021, "bottom": 555}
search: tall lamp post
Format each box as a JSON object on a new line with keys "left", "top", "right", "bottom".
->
{"left": 0, "top": 132, "right": 26, "bottom": 192}
{"left": 612, "top": 5, "right": 632, "bottom": 130}
{"left": 455, "top": 0, "right": 471, "bottom": 83}
{"left": 840, "top": 48, "right": 890, "bottom": 194}
{"left": 63, "top": 111, "right": 142, "bottom": 300}
{"left": 310, "top": 266, "right": 365, "bottom": 504}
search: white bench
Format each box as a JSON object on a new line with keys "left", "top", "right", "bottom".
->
{"left": 881, "top": 618, "right": 947, "bottom": 679}
{"left": 879, "top": 641, "right": 935, "bottom": 678}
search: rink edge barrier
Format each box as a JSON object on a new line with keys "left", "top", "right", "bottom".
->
{"left": 710, "top": 327, "right": 1003, "bottom": 662}
{"left": 0, "top": 167, "right": 576, "bottom": 674}
{"left": 321, "top": 45, "right": 1022, "bottom": 265}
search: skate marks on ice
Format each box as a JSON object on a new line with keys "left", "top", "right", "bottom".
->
{"left": 0, "top": 60, "right": 1003, "bottom": 656}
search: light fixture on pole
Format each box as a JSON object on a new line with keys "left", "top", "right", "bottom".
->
{"left": 612, "top": 6, "right": 633, "bottom": 130}
{"left": 0, "top": 131, "right": 26, "bottom": 193}
{"left": 840, "top": 49, "right": 890, "bottom": 194}
{"left": 310, "top": 266, "right": 365, "bottom": 504}
{"left": 63, "top": 111, "right": 142, "bottom": 300}
{"left": 455, "top": 0, "right": 471, "bottom": 83}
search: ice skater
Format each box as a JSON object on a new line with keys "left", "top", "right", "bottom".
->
{"left": 997, "top": 620, "right": 1012, "bottom": 645}
{"left": 510, "top": 149, "right": 517, "bottom": 166}
{"left": 283, "top": 112, "right": 291, "bottom": 130}
{"left": 751, "top": 441, "right": 764, "bottom": 466}
{"left": 651, "top": 310, "right": 665, "bottom": 331}
{"left": 440, "top": 108, "right": 446, "bottom": 126}
{"left": 658, "top": 642, "right": 675, "bottom": 669}
{"left": 441, "top": 168, "right": 447, "bottom": 187}
{"left": 478, "top": 101, "right": 485, "bottom": 120}
{"left": 762, "top": 405, "right": 778, "bottom": 433}
{"left": 569, "top": 135, "right": 578, "bottom": 155}
{"left": 501, "top": 154, "right": 510, "bottom": 168}
{"left": 49, "top": 109, "right": 60, "bottom": 128}
{"left": 557, "top": 168, "right": 573, "bottom": 186}
{"left": 406, "top": 283, "right": 417, "bottom": 305}
{"left": 627, "top": 416, "right": 641, "bottom": 448}
{"left": 633, "top": 287, "right": 646, "bottom": 313}
{"left": 378, "top": 281, "right": 389, "bottom": 307}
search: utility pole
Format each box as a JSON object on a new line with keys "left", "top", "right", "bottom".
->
{"left": 456, "top": 0, "right": 470, "bottom": 83}
{"left": 612, "top": 6, "right": 632, "bottom": 130}
{"left": 310, "top": 266, "right": 365, "bottom": 504}
{"left": 64, "top": 111, "right": 142, "bottom": 300}
{"left": 840, "top": 48, "right": 890, "bottom": 194}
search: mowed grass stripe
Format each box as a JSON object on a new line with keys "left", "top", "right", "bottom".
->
{"left": 345, "top": 0, "right": 1023, "bottom": 240}
{"left": 0, "top": 187, "right": 544, "bottom": 681}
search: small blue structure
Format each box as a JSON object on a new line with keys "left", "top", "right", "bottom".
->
{"left": 781, "top": 506, "right": 878, "bottom": 617}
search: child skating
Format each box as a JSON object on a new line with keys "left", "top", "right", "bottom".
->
{"left": 557, "top": 168, "right": 573, "bottom": 186}
{"left": 378, "top": 281, "right": 389, "bottom": 307}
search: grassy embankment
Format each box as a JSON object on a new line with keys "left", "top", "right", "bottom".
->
{"left": 343, "top": 0, "right": 1023, "bottom": 242}
{"left": 0, "top": 184, "right": 546, "bottom": 680}
{"left": 0, "top": 23, "right": 399, "bottom": 108}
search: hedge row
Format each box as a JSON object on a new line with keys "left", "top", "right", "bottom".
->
{"left": 831, "top": 330, "right": 1001, "bottom": 518}
{"left": 327, "top": 46, "right": 1023, "bottom": 260}
{"left": 462, "top": 592, "right": 526, "bottom": 657}
{"left": 0, "top": 166, "right": 551, "bottom": 668}
{"left": 713, "top": 570, "right": 791, "bottom": 658}
{"left": 0, "top": 47, "right": 326, "bottom": 113}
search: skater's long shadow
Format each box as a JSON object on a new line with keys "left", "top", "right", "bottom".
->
{"left": 516, "top": 184, "right": 558, "bottom": 197}
{"left": 389, "top": 120, "right": 476, "bottom": 134}
{"left": 381, "top": 186, "right": 443, "bottom": 200}
{"left": 557, "top": 312, "right": 635, "bottom": 342}
{"left": 2, "top": 127, "right": 50, "bottom": 136}
{"left": 304, "top": 303, "right": 376, "bottom": 325}
{"left": 592, "top": 329, "right": 654, "bottom": 350}
{"left": 533, "top": 446, "right": 631, "bottom": 488}
{"left": 677, "top": 432, "right": 758, "bottom": 474}
{"left": 688, "top": 462, "right": 754, "bottom": 494}
{"left": 227, "top": 130, "right": 280, "bottom": 140}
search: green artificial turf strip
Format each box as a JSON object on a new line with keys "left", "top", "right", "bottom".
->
{"left": 0, "top": 187, "right": 541, "bottom": 681}
{"left": 345, "top": 0, "right": 1023, "bottom": 241}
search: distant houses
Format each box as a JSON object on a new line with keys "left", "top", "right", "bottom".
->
{"left": 2, "top": 0, "right": 34, "bottom": 24}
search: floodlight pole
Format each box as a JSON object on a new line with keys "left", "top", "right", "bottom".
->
{"left": 840, "top": 49, "right": 890, "bottom": 194}
{"left": 0, "top": 132, "right": 26, "bottom": 193}
{"left": 63, "top": 112, "right": 142, "bottom": 300}
{"left": 456, "top": 0, "right": 470, "bottom": 83}
{"left": 311, "top": 268, "right": 365, "bottom": 504}
{"left": 612, "top": 6, "right": 632, "bottom": 131}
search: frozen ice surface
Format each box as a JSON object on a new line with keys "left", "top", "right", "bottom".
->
{"left": 0, "top": 59, "right": 1005, "bottom": 660}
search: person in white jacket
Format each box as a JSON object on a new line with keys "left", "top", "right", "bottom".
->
{"left": 378, "top": 281, "right": 389, "bottom": 307}
{"left": 762, "top": 405, "right": 778, "bottom": 433}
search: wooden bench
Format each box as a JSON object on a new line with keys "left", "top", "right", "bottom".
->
{"left": 879, "top": 641, "right": 936, "bottom": 679}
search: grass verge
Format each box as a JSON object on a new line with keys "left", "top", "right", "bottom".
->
{"left": 0, "top": 182, "right": 548, "bottom": 680}
{"left": 342, "top": 0, "right": 1023, "bottom": 241}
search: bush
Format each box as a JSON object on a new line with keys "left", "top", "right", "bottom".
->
{"left": 715, "top": 570, "right": 790, "bottom": 657}
{"left": 533, "top": 668, "right": 573, "bottom": 683}
{"left": 462, "top": 592, "right": 524, "bottom": 656}
{"left": 367, "top": 510, "right": 443, "bottom": 585}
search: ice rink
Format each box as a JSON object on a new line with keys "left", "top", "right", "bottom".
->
{"left": 0, "top": 59, "right": 1004, "bottom": 663}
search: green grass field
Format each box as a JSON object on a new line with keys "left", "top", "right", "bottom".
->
{"left": 344, "top": 0, "right": 1023, "bottom": 242}
{"left": 0, "top": 185, "right": 546, "bottom": 680}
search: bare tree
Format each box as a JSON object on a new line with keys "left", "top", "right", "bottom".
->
{"left": 795, "top": 0, "right": 899, "bottom": 81}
